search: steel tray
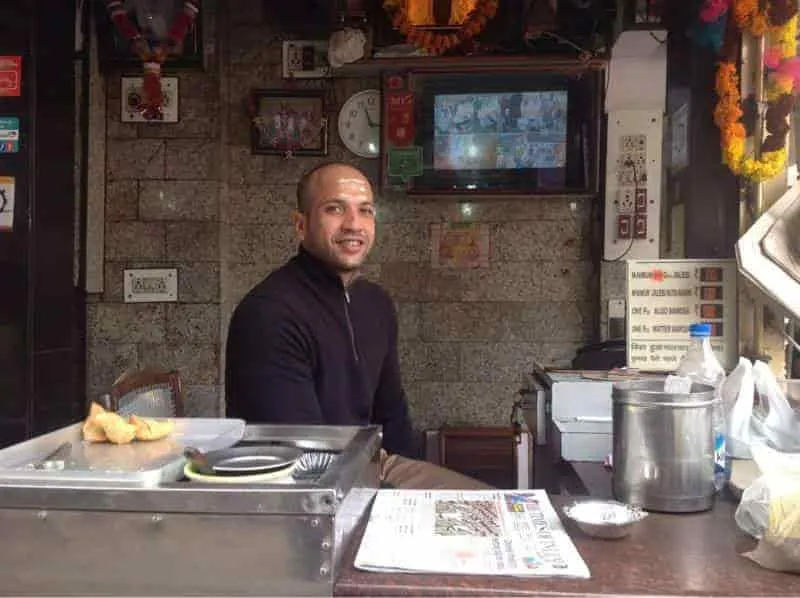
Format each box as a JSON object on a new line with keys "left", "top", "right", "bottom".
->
{"left": 0, "top": 418, "right": 246, "bottom": 488}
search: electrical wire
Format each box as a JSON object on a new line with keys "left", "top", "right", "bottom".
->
{"left": 605, "top": 159, "right": 638, "bottom": 262}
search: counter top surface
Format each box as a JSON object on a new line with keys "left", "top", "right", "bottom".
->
{"left": 335, "top": 478, "right": 795, "bottom": 596}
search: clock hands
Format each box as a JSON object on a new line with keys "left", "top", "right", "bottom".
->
{"left": 363, "top": 107, "right": 379, "bottom": 129}
{"left": 339, "top": 91, "right": 381, "bottom": 157}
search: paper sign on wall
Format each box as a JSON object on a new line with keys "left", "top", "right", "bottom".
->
{"left": 431, "top": 222, "right": 491, "bottom": 268}
{"left": 0, "top": 176, "right": 15, "bottom": 231}
{"left": 0, "top": 117, "right": 20, "bottom": 153}
{"left": 0, "top": 57, "right": 22, "bottom": 97}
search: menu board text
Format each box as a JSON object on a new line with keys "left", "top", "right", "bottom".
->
{"left": 626, "top": 260, "right": 737, "bottom": 371}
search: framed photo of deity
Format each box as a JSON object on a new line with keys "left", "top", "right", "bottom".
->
{"left": 249, "top": 89, "right": 329, "bottom": 156}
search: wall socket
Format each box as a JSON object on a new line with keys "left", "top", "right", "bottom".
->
{"left": 620, "top": 134, "right": 646, "bottom": 153}
{"left": 617, "top": 168, "right": 636, "bottom": 187}
{"left": 617, "top": 188, "right": 635, "bottom": 214}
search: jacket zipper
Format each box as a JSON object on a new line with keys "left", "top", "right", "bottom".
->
{"left": 343, "top": 290, "right": 359, "bottom": 363}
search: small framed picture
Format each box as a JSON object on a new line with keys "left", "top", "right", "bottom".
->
{"left": 250, "top": 89, "right": 328, "bottom": 156}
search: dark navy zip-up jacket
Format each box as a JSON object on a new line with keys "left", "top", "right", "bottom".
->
{"left": 225, "top": 246, "right": 416, "bottom": 457}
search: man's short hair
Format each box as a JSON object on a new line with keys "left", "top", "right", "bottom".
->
{"left": 296, "top": 161, "right": 370, "bottom": 213}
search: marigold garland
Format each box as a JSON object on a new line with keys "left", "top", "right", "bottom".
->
{"left": 711, "top": 0, "right": 798, "bottom": 182}
{"left": 383, "top": 0, "right": 499, "bottom": 55}
{"left": 105, "top": 0, "right": 200, "bottom": 120}
{"left": 732, "top": 0, "right": 768, "bottom": 36}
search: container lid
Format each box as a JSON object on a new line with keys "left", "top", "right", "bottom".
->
{"left": 689, "top": 322, "right": 711, "bottom": 337}
{"left": 612, "top": 378, "right": 716, "bottom": 404}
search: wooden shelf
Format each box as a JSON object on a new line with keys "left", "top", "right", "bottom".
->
{"left": 332, "top": 53, "right": 608, "bottom": 77}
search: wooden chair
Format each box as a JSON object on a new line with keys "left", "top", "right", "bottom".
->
{"left": 110, "top": 368, "right": 185, "bottom": 417}
{"left": 425, "top": 426, "right": 522, "bottom": 489}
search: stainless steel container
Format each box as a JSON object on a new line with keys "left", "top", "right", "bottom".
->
{"left": 612, "top": 379, "right": 717, "bottom": 513}
{"left": 0, "top": 424, "right": 380, "bottom": 596}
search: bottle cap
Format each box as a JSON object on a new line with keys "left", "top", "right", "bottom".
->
{"left": 689, "top": 322, "right": 712, "bottom": 337}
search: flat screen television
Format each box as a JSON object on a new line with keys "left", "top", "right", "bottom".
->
{"left": 393, "top": 68, "right": 602, "bottom": 196}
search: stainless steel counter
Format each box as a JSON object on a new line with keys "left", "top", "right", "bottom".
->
{"left": 0, "top": 423, "right": 381, "bottom": 596}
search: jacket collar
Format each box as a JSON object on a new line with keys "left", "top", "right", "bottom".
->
{"left": 294, "top": 244, "right": 362, "bottom": 290}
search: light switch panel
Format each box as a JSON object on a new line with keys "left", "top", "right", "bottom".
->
{"left": 121, "top": 76, "right": 179, "bottom": 123}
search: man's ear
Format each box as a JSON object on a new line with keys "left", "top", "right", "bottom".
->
{"left": 292, "top": 210, "right": 306, "bottom": 241}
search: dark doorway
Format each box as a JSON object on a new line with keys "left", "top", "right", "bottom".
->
{"left": 0, "top": 0, "right": 85, "bottom": 447}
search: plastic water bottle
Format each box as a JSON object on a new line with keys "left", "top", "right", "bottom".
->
{"left": 675, "top": 323, "right": 728, "bottom": 492}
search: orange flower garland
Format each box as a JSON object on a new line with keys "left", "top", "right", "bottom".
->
{"left": 383, "top": 0, "right": 500, "bottom": 55}
{"left": 713, "top": 0, "right": 798, "bottom": 182}
{"left": 732, "top": 0, "right": 768, "bottom": 36}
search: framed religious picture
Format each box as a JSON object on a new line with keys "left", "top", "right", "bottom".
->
{"left": 249, "top": 89, "right": 329, "bottom": 156}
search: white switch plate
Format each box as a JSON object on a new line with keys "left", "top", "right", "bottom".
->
{"left": 608, "top": 299, "right": 626, "bottom": 319}
{"left": 124, "top": 268, "right": 178, "bottom": 303}
{"left": 121, "top": 76, "right": 179, "bottom": 123}
{"left": 603, "top": 109, "right": 663, "bottom": 261}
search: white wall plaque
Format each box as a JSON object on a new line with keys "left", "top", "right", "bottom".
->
{"left": 626, "top": 259, "right": 738, "bottom": 371}
{"left": 121, "top": 76, "right": 179, "bottom": 123}
{"left": 124, "top": 268, "right": 178, "bottom": 303}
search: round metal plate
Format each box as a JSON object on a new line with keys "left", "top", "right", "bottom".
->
{"left": 205, "top": 445, "right": 303, "bottom": 475}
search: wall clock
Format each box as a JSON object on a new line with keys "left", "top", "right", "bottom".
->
{"left": 338, "top": 89, "right": 381, "bottom": 158}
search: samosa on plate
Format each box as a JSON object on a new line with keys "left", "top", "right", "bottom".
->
{"left": 129, "top": 414, "right": 174, "bottom": 441}
{"left": 94, "top": 411, "right": 137, "bottom": 445}
{"left": 82, "top": 401, "right": 109, "bottom": 443}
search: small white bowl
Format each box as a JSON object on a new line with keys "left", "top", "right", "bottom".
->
{"left": 562, "top": 499, "right": 647, "bottom": 540}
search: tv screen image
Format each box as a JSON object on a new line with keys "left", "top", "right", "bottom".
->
{"left": 433, "top": 91, "right": 568, "bottom": 171}
{"left": 390, "top": 68, "right": 601, "bottom": 194}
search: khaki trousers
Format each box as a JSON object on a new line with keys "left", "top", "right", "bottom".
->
{"left": 379, "top": 450, "right": 492, "bottom": 490}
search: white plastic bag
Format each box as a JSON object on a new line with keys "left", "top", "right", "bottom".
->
{"left": 734, "top": 443, "right": 800, "bottom": 573}
{"left": 664, "top": 374, "right": 692, "bottom": 394}
{"left": 722, "top": 357, "right": 756, "bottom": 459}
{"left": 752, "top": 361, "right": 800, "bottom": 452}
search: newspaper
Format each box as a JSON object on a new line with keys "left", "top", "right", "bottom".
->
{"left": 354, "top": 489, "right": 590, "bottom": 579}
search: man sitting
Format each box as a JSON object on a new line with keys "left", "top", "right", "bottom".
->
{"left": 225, "top": 162, "right": 489, "bottom": 490}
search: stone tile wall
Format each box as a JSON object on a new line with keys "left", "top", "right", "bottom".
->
{"left": 86, "top": 0, "right": 600, "bottom": 430}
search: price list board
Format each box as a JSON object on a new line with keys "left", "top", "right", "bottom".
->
{"left": 626, "top": 259, "right": 737, "bottom": 371}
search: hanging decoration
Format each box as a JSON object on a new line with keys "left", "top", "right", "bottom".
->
{"left": 688, "top": 0, "right": 729, "bottom": 52}
{"left": 104, "top": 0, "right": 200, "bottom": 120}
{"left": 706, "top": 0, "right": 798, "bottom": 182}
{"left": 382, "top": 0, "right": 499, "bottom": 55}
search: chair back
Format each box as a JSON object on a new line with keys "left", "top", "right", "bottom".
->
{"left": 110, "top": 369, "right": 185, "bottom": 417}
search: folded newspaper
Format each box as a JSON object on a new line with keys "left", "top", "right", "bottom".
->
{"left": 354, "top": 489, "right": 590, "bottom": 578}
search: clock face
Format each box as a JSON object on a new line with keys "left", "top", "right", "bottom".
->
{"left": 338, "top": 89, "right": 381, "bottom": 159}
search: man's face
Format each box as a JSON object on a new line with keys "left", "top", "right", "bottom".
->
{"left": 295, "top": 165, "right": 376, "bottom": 274}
